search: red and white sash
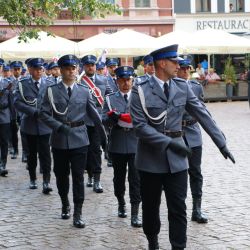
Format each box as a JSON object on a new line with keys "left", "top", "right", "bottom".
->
{"left": 81, "top": 75, "right": 104, "bottom": 107}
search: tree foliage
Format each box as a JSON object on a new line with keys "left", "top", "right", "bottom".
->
{"left": 224, "top": 57, "right": 237, "bottom": 85}
{"left": 0, "top": 0, "right": 121, "bottom": 42}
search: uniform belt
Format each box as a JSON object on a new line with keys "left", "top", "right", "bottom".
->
{"left": 63, "top": 120, "right": 85, "bottom": 128}
{"left": 182, "top": 119, "right": 197, "bottom": 127}
{"left": 163, "top": 130, "right": 184, "bottom": 138}
{"left": 115, "top": 125, "right": 133, "bottom": 132}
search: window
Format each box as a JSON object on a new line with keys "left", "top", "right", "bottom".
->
{"left": 229, "top": 0, "right": 244, "bottom": 12}
{"left": 135, "top": 0, "right": 150, "bottom": 8}
{"left": 101, "top": 0, "right": 115, "bottom": 3}
{"left": 196, "top": 0, "right": 211, "bottom": 12}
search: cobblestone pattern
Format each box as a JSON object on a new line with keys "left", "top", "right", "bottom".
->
{"left": 0, "top": 101, "right": 250, "bottom": 250}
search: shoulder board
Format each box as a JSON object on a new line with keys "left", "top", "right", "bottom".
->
{"left": 49, "top": 83, "right": 58, "bottom": 88}
{"left": 134, "top": 76, "right": 148, "bottom": 85}
{"left": 46, "top": 78, "right": 54, "bottom": 84}
{"left": 189, "top": 79, "right": 200, "bottom": 85}
{"left": 77, "top": 83, "right": 88, "bottom": 89}
{"left": 173, "top": 77, "right": 187, "bottom": 84}
{"left": 105, "top": 91, "right": 116, "bottom": 97}
{"left": 19, "top": 77, "right": 30, "bottom": 82}
{"left": 4, "top": 78, "right": 11, "bottom": 82}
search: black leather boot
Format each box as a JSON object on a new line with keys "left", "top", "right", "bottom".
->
{"left": 42, "top": 175, "right": 53, "bottom": 194}
{"left": 61, "top": 197, "right": 71, "bottom": 220}
{"left": 118, "top": 197, "right": 127, "bottom": 218}
{"left": 22, "top": 152, "right": 27, "bottom": 163}
{"left": 73, "top": 203, "right": 85, "bottom": 228}
{"left": 191, "top": 198, "right": 208, "bottom": 223}
{"left": 93, "top": 174, "right": 103, "bottom": 193}
{"left": 147, "top": 235, "right": 159, "bottom": 250}
{"left": 86, "top": 176, "right": 93, "bottom": 187}
{"left": 29, "top": 180, "right": 38, "bottom": 189}
{"left": 11, "top": 149, "right": 18, "bottom": 159}
{"left": 131, "top": 203, "right": 142, "bottom": 228}
{"left": 0, "top": 160, "right": 8, "bottom": 177}
{"left": 107, "top": 158, "right": 113, "bottom": 167}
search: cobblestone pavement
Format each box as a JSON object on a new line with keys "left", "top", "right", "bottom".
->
{"left": 0, "top": 101, "right": 250, "bottom": 250}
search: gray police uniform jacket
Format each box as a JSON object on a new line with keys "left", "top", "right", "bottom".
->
{"left": 9, "top": 76, "right": 23, "bottom": 119}
{"left": 107, "top": 74, "right": 118, "bottom": 92}
{"left": 46, "top": 75, "right": 62, "bottom": 84}
{"left": 133, "top": 73, "right": 151, "bottom": 85}
{"left": 182, "top": 80, "right": 204, "bottom": 148}
{"left": 39, "top": 82, "right": 102, "bottom": 150}
{"left": 130, "top": 75, "right": 227, "bottom": 174}
{"left": 0, "top": 78, "right": 13, "bottom": 124}
{"left": 82, "top": 73, "right": 112, "bottom": 126}
{"left": 14, "top": 76, "right": 53, "bottom": 135}
{"left": 102, "top": 92, "right": 137, "bottom": 154}
{"left": 9, "top": 76, "right": 21, "bottom": 92}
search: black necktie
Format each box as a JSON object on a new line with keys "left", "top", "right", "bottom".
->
{"left": 34, "top": 81, "right": 39, "bottom": 90}
{"left": 90, "top": 76, "right": 94, "bottom": 82}
{"left": 124, "top": 94, "right": 128, "bottom": 103}
{"left": 67, "top": 87, "right": 72, "bottom": 98}
{"left": 164, "top": 82, "right": 169, "bottom": 99}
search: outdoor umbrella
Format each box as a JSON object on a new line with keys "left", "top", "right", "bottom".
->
{"left": 0, "top": 31, "right": 79, "bottom": 60}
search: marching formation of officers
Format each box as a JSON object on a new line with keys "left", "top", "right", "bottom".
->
{"left": 0, "top": 44, "right": 235, "bottom": 250}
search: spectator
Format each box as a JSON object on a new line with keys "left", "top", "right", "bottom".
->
{"left": 201, "top": 59, "right": 208, "bottom": 73}
{"left": 229, "top": 3, "right": 234, "bottom": 12}
{"left": 196, "top": 63, "right": 205, "bottom": 80}
{"left": 247, "top": 69, "right": 250, "bottom": 107}
{"left": 205, "top": 68, "right": 221, "bottom": 84}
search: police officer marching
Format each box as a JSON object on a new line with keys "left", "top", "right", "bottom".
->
{"left": 177, "top": 58, "right": 208, "bottom": 223}
{"left": 134, "top": 55, "right": 154, "bottom": 85}
{"left": 130, "top": 44, "right": 235, "bottom": 250}
{"left": 102, "top": 66, "right": 142, "bottom": 228}
{"left": 9, "top": 61, "right": 23, "bottom": 160}
{"left": 106, "top": 58, "right": 119, "bottom": 92}
{"left": 39, "top": 54, "right": 105, "bottom": 228}
{"left": 46, "top": 62, "right": 61, "bottom": 84}
{"left": 0, "top": 58, "right": 14, "bottom": 177}
{"left": 96, "top": 61, "right": 106, "bottom": 75}
{"left": 14, "top": 58, "right": 53, "bottom": 194}
{"left": 80, "top": 55, "right": 112, "bottom": 193}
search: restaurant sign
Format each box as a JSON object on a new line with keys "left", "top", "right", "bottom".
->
{"left": 197, "top": 19, "right": 249, "bottom": 31}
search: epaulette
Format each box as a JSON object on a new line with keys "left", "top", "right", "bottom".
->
{"left": 4, "top": 78, "right": 11, "bottom": 82}
{"left": 106, "top": 91, "right": 116, "bottom": 97}
{"left": 19, "top": 77, "right": 30, "bottom": 82}
{"left": 46, "top": 78, "right": 54, "bottom": 84}
{"left": 48, "top": 83, "right": 57, "bottom": 88}
{"left": 134, "top": 75, "right": 148, "bottom": 85}
{"left": 189, "top": 79, "right": 200, "bottom": 85}
{"left": 77, "top": 83, "right": 88, "bottom": 89}
{"left": 173, "top": 77, "right": 187, "bottom": 84}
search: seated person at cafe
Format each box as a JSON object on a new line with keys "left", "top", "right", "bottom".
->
{"left": 195, "top": 63, "right": 205, "bottom": 80}
{"left": 205, "top": 68, "right": 221, "bottom": 83}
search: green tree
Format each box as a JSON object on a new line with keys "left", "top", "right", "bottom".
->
{"left": 0, "top": 0, "right": 121, "bottom": 42}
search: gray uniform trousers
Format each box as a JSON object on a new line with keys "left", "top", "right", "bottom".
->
{"left": 102, "top": 91, "right": 140, "bottom": 204}
{"left": 39, "top": 82, "right": 103, "bottom": 204}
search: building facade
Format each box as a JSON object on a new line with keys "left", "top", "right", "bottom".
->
{"left": 0, "top": 0, "right": 174, "bottom": 42}
{"left": 174, "top": 0, "right": 250, "bottom": 38}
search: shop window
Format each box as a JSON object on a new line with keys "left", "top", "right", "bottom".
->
{"left": 196, "top": 0, "right": 211, "bottom": 12}
{"left": 135, "top": 0, "right": 150, "bottom": 8}
{"left": 229, "top": 0, "right": 244, "bottom": 12}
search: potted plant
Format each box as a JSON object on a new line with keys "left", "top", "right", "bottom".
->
{"left": 224, "top": 57, "right": 237, "bottom": 100}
